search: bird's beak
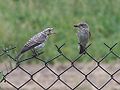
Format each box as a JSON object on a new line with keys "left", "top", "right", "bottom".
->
{"left": 74, "top": 24, "right": 79, "bottom": 27}
{"left": 51, "top": 28, "right": 56, "bottom": 34}
{"left": 51, "top": 31, "right": 56, "bottom": 34}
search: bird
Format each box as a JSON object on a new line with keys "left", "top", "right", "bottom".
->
{"left": 15, "top": 27, "right": 55, "bottom": 60}
{"left": 74, "top": 22, "right": 91, "bottom": 54}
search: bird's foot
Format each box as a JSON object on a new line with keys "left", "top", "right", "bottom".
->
{"left": 31, "top": 49, "right": 38, "bottom": 57}
{"left": 32, "top": 50, "right": 44, "bottom": 57}
{"left": 32, "top": 52, "right": 38, "bottom": 57}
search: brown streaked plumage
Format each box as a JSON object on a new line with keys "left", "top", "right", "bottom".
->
{"left": 15, "top": 28, "right": 55, "bottom": 59}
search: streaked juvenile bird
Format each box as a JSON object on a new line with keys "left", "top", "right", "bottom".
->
{"left": 74, "top": 22, "right": 91, "bottom": 54}
{"left": 16, "top": 28, "right": 55, "bottom": 59}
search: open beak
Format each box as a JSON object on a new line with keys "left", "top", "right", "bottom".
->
{"left": 51, "top": 28, "right": 56, "bottom": 34}
{"left": 51, "top": 31, "right": 56, "bottom": 34}
{"left": 74, "top": 24, "right": 79, "bottom": 27}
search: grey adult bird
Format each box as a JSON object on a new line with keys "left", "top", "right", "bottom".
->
{"left": 15, "top": 28, "right": 55, "bottom": 59}
{"left": 74, "top": 22, "right": 91, "bottom": 54}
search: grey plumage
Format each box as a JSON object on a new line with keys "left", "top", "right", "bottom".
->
{"left": 74, "top": 22, "right": 90, "bottom": 54}
{"left": 16, "top": 28, "right": 55, "bottom": 59}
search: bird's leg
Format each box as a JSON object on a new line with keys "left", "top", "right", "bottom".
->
{"left": 31, "top": 48, "right": 38, "bottom": 56}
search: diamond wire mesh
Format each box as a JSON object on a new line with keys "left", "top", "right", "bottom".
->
{"left": 0, "top": 43, "right": 120, "bottom": 90}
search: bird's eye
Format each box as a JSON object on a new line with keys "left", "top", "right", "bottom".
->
{"left": 80, "top": 24, "right": 84, "bottom": 26}
{"left": 81, "top": 24, "right": 86, "bottom": 28}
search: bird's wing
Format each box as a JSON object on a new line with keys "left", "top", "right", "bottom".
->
{"left": 77, "top": 30, "right": 89, "bottom": 46}
{"left": 26, "top": 33, "right": 47, "bottom": 47}
{"left": 21, "top": 33, "right": 47, "bottom": 53}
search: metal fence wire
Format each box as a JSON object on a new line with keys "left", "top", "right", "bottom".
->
{"left": 0, "top": 43, "right": 120, "bottom": 90}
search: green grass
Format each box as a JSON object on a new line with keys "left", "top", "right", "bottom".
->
{"left": 0, "top": 0, "right": 120, "bottom": 62}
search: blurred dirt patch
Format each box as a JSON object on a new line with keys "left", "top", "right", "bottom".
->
{"left": 0, "top": 62, "right": 120, "bottom": 90}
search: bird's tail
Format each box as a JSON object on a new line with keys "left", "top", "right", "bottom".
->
{"left": 15, "top": 52, "right": 23, "bottom": 66}
{"left": 15, "top": 52, "right": 21, "bottom": 60}
{"left": 79, "top": 45, "right": 86, "bottom": 54}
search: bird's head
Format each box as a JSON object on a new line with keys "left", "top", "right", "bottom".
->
{"left": 43, "top": 28, "right": 56, "bottom": 36}
{"left": 74, "top": 22, "right": 89, "bottom": 30}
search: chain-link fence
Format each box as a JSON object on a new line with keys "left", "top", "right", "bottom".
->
{"left": 0, "top": 43, "right": 120, "bottom": 90}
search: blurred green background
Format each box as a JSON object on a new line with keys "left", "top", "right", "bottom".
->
{"left": 0, "top": 0, "right": 120, "bottom": 63}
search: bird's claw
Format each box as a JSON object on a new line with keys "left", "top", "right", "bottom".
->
{"left": 32, "top": 51, "right": 44, "bottom": 57}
